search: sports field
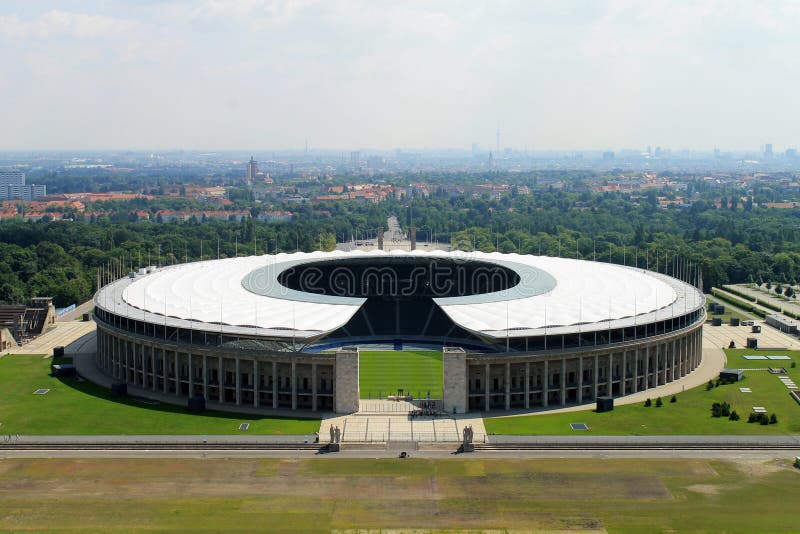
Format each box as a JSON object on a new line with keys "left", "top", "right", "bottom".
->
{"left": 359, "top": 350, "right": 443, "bottom": 399}
{"left": 485, "top": 349, "right": 800, "bottom": 435}
{"left": 0, "top": 354, "right": 320, "bottom": 435}
{"left": 1, "top": 457, "right": 798, "bottom": 532}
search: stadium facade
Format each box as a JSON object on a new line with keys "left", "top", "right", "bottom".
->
{"left": 93, "top": 250, "right": 705, "bottom": 413}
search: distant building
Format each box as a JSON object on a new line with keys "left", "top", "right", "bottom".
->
{"left": 0, "top": 171, "right": 46, "bottom": 201}
{"left": 246, "top": 157, "right": 258, "bottom": 184}
{"left": 602, "top": 151, "right": 615, "bottom": 161}
{"left": 763, "top": 143, "right": 774, "bottom": 159}
{"left": 786, "top": 148, "right": 798, "bottom": 160}
{"left": 0, "top": 170, "right": 25, "bottom": 186}
{"left": 350, "top": 151, "right": 360, "bottom": 170}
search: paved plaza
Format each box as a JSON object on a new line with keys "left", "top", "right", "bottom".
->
{"left": 320, "top": 398, "right": 485, "bottom": 445}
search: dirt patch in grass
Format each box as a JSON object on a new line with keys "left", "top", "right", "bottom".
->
{"left": 686, "top": 484, "right": 722, "bottom": 495}
{"left": 731, "top": 458, "right": 788, "bottom": 479}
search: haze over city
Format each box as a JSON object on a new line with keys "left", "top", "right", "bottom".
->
{"left": 2, "top": 0, "right": 799, "bottom": 152}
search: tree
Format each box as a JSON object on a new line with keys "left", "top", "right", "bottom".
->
{"left": 655, "top": 397, "right": 663, "bottom": 407}
{"left": 769, "top": 413, "right": 778, "bottom": 424}
{"left": 644, "top": 398, "right": 652, "bottom": 407}
{"left": 670, "top": 395, "right": 677, "bottom": 403}
{"left": 729, "top": 410, "right": 740, "bottom": 421}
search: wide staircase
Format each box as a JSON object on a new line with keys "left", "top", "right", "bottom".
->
{"left": 320, "top": 401, "right": 486, "bottom": 448}
{"left": 0, "top": 305, "right": 26, "bottom": 342}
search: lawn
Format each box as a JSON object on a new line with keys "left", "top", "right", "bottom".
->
{"left": 1, "top": 457, "right": 799, "bottom": 532}
{"left": 0, "top": 354, "right": 320, "bottom": 435}
{"left": 705, "top": 296, "right": 755, "bottom": 322}
{"left": 359, "top": 350, "right": 443, "bottom": 399}
{"left": 484, "top": 349, "right": 800, "bottom": 435}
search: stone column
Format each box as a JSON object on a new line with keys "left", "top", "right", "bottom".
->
{"left": 151, "top": 346, "right": 157, "bottom": 391}
{"left": 202, "top": 355, "right": 208, "bottom": 400}
{"left": 187, "top": 353, "right": 194, "bottom": 397}
{"left": 607, "top": 353, "right": 613, "bottom": 396}
{"left": 621, "top": 351, "right": 626, "bottom": 396}
{"left": 291, "top": 361, "right": 297, "bottom": 410}
{"left": 505, "top": 362, "right": 511, "bottom": 410}
{"left": 139, "top": 344, "right": 144, "bottom": 385}
{"left": 311, "top": 363, "right": 317, "bottom": 412}
{"left": 577, "top": 356, "right": 584, "bottom": 404}
{"left": 524, "top": 362, "right": 530, "bottom": 410}
{"left": 543, "top": 360, "right": 549, "bottom": 407}
{"left": 633, "top": 348, "right": 639, "bottom": 392}
{"left": 235, "top": 358, "right": 242, "bottom": 406}
{"left": 162, "top": 349, "right": 168, "bottom": 394}
{"left": 667, "top": 340, "right": 673, "bottom": 382}
{"left": 593, "top": 355, "right": 599, "bottom": 399}
{"left": 484, "top": 363, "right": 491, "bottom": 412}
{"left": 442, "top": 347, "right": 467, "bottom": 414}
{"left": 218, "top": 356, "right": 224, "bottom": 400}
{"left": 272, "top": 361, "right": 278, "bottom": 409}
{"left": 680, "top": 335, "right": 686, "bottom": 377}
{"left": 254, "top": 359, "right": 260, "bottom": 408}
{"left": 560, "top": 358, "right": 566, "bottom": 406}
{"left": 644, "top": 346, "right": 649, "bottom": 390}
{"left": 334, "top": 347, "right": 359, "bottom": 414}
{"left": 173, "top": 352, "right": 179, "bottom": 395}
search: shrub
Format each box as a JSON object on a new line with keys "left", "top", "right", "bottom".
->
{"left": 644, "top": 398, "right": 652, "bottom": 407}
{"left": 711, "top": 401, "right": 731, "bottom": 418}
{"left": 748, "top": 413, "right": 759, "bottom": 423}
{"left": 655, "top": 397, "right": 663, "bottom": 408}
{"left": 729, "top": 410, "right": 740, "bottom": 421}
{"left": 670, "top": 395, "right": 677, "bottom": 403}
{"left": 792, "top": 362, "right": 796, "bottom": 368}
{"left": 770, "top": 413, "right": 778, "bottom": 425}
{"left": 706, "top": 380, "right": 714, "bottom": 391}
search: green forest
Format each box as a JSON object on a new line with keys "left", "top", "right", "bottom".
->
{"left": 3, "top": 184, "right": 800, "bottom": 307}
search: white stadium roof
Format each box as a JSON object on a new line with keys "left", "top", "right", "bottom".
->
{"left": 96, "top": 249, "right": 704, "bottom": 340}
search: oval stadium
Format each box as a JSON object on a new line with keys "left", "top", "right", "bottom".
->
{"left": 92, "top": 250, "right": 706, "bottom": 414}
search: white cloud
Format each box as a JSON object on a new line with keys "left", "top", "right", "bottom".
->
{"left": 1, "top": 1, "right": 799, "bottom": 150}
{"left": 0, "top": 10, "right": 137, "bottom": 40}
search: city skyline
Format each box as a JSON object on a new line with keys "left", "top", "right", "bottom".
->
{"left": 1, "top": 1, "right": 799, "bottom": 151}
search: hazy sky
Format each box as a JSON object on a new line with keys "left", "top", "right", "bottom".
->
{"left": 1, "top": 1, "right": 798, "bottom": 151}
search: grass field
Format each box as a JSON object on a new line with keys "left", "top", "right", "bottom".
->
{"left": 0, "top": 354, "right": 320, "bottom": 435}
{"left": 1, "top": 457, "right": 799, "bottom": 532}
{"left": 484, "top": 349, "right": 800, "bottom": 435}
{"left": 705, "top": 296, "right": 755, "bottom": 322}
{"left": 359, "top": 350, "right": 443, "bottom": 399}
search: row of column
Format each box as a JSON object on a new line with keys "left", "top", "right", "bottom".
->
{"left": 468, "top": 326, "right": 703, "bottom": 411}
{"left": 96, "top": 327, "right": 334, "bottom": 411}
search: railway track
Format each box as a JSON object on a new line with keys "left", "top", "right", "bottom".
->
{"left": 0, "top": 443, "right": 324, "bottom": 451}
{"left": 476, "top": 443, "right": 800, "bottom": 451}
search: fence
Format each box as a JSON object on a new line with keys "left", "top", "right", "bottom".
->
{"left": 55, "top": 304, "right": 76, "bottom": 317}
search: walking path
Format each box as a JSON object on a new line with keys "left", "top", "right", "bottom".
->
{"left": 725, "top": 284, "right": 800, "bottom": 316}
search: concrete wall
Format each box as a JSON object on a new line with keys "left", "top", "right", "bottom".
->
{"left": 334, "top": 347, "right": 360, "bottom": 413}
{"left": 442, "top": 347, "right": 467, "bottom": 414}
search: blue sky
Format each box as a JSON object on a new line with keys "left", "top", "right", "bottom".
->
{"left": 1, "top": 1, "right": 798, "bottom": 151}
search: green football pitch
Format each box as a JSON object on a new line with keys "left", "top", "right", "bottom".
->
{"left": 358, "top": 351, "right": 443, "bottom": 399}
